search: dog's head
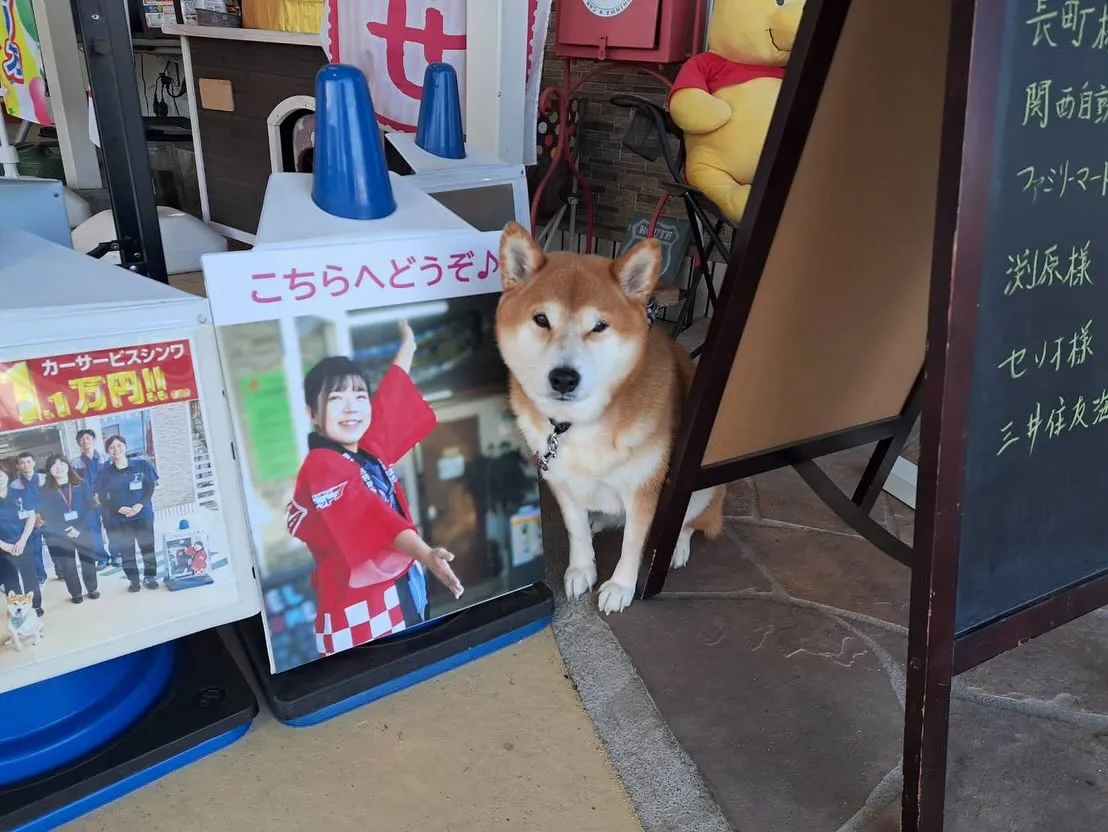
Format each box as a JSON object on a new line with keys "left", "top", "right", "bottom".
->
{"left": 495, "top": 222, "right": 661, "bottom": 423}
{"left": 6, "top": 590, "right": 32, "bottom": 619}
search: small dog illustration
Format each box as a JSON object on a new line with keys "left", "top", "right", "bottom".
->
{"left": 5, "top": 590, "right": 44, "bottom": 652}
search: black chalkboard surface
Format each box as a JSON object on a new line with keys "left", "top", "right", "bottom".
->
{"left": 955, "top": 0, "right": 1108, "bottom": 634}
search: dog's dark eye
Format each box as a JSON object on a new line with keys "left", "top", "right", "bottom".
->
{"left": 592, "top": 321, "right": 609, "bottom": 333}
{"left": 533, "top": 313, "right": 550, "bottom": 329}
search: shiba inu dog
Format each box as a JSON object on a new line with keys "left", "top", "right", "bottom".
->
{"left": 495, "top": 222, "right": 724, "bottom": 614}
{"left": 5, "top": 590, "right": 44, "bottom": 651}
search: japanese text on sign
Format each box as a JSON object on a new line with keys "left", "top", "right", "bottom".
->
{"left": 1018, "top": 160, "right": 1108, "bottom": 200}
{"left": 0, "top": 340, "right": 198, "bottom": 432}
{"left": 997, "top": 319, "right": 1094, "bottom": 379}
{"left": 202, "top": 230, "right": 506, "bottom": 327}
{"left": 1005, "top": 240, "right": 1093, "bottom": 291}
{"left": 991, "top": 6, "right": 1108, "bottom": 461}
{"left": 248, "top": 250, "right": 500, "bottom": 306}
{"left": 1026, "top": 1, "right": 1108, "bottom": 49}
{"left": 996, "top": 386, "right": 1108, "bottom": 457}
{"left": 1, "top": 0, "right": 23, "bottom": 85}
{"left": 1023, "top": 80, "right": 1108, "bottom": 128}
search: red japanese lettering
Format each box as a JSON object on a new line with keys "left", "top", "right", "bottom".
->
{"left": 365, "top": 0, "right": 466, "bottom": 101}
{"left": 322, "top": 264, "right": 351, "bottom": 297}
{"left": 251, "top": 272, "right": 281, "bottom": 304}
{"left": 285, "top": 268, "right": 317, "bottom": 301}
{"left": 421, "top": 256, "right": 443, "bottom": 286}
{"left": 355, "top": 265, "right": 385, "bottom": 289}
{"left": 389, "top": 256, "right": 417, "bottom": 289}
{"left": 448, "top": 251, "right": 475, "bottom": 283}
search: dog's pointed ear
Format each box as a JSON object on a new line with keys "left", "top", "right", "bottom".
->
{"left": 611, "top": 238, "right": 661, "bottom": 303}
{"left": 500, "top": 221, "right": 545, "bottom": 291}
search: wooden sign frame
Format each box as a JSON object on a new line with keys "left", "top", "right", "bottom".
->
{"left": 905, "top": 1, "right": 1108, "bottom": 829}
{"left": 637, "top": 1, "right": 1108, "bottom": 830}
{"left": 639, "top": 0, "right": 941, "bottom": 599}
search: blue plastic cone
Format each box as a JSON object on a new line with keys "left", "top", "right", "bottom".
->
{"left": 312, "top": 64, "right": 396, "bottom": 220}
{"left": 415, "top": 62, "right": 466, "bottom": 160}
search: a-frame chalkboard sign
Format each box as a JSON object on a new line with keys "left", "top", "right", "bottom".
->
{"left": 907, "top": 0, "right": 1108, "bottom": 828}
{"left": 636, "top": 0, "right": 1108, "bottom": 829}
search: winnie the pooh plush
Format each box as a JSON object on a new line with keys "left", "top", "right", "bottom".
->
{"left": 669, "top": 0, "right": 806, "bottom": 224}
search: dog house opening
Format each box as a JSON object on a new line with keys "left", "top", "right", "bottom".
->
{"left": 268, "top": 96, "right": 316, "bottom": 174}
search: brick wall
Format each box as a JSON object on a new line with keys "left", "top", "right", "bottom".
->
{"left": 538, "top": 0, "right": 684, "bottom": 238}
{"left": 150, "top": 404, "right": 197, "bottom": 510}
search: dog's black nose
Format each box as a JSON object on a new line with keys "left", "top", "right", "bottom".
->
{"left": 548, "top": 366, "right": 581, "bottom": 395}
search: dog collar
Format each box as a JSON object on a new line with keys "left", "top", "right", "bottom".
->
{"left": 10, "top": 613, "right": 26, "bottom": 629}
{"left": 537, "top": 419, "right": 571, "bottom": 472}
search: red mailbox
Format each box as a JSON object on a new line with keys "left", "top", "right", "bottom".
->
{"left": 555, "top": 0, "right": 706, "bottom": 64}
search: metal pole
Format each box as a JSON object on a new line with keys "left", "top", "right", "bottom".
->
{"left": 73, "top": 0, "right": 167, "bottom": 281}
{"left": 0, "top": 112, "right": 20, "bottom": 178}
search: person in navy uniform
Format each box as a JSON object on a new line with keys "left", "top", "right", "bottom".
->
{"left": 10, "top": 452, "right": 50, "bottom": 585}
{"left": 0, "top": 468, "right": 44, "bottom": 616}
{"left": 40, "top": 454, "right": 100, "bottom": 604}
{"left": 70, "top": 428, "right": 112, "bottom": 569}
{"left": 95, "top": 435, "right": 160, "bottom": 592}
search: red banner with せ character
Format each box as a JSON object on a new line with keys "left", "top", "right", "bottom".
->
{"left": 0, "top": 340, "right": 198, "bottom": 432}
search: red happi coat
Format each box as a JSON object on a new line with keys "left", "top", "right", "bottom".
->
{"left": 286, "top": 366, "right": 437, "bottom": 656}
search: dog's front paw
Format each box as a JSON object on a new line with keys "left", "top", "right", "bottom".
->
{"left": 564, "top": 564, "right": 597, "bottom": 599}
{"left": 597, "top": 579, "right": 635, "bottom": 615}
{"left": 671, "top": 534, "right": 692, "bottom": 569}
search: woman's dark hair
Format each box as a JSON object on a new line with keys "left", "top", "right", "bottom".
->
{"left": 104, "top": 434, "right": 128, "bottom": 453}
{"left": 43, "top": 454, "right": 83, "bottom": 489}
{"left": 303, "top": 356, "right": 371, "bottom": 418}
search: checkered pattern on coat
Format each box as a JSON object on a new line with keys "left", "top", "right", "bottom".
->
{"left": 315, "top": 577, "right": 407, "bottom": 655}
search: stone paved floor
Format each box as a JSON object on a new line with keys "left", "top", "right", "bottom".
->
{"left": 554, "top": 443, "right": 1108, "bottom": 831}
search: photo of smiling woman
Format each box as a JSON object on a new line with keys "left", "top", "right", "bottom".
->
{"left": 286, "top": 320, "right": 465, "bottom": 657}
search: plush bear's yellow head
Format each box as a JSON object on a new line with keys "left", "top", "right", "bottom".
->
{"left": 706, "top": 0, "right": 806, "bottom": 67}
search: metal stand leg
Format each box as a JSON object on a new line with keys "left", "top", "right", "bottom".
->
{"left": 74, "top": 0, "right": 167, "bottom": 282}
{"left": 853, "top": 373, "right": 924, "bottom": 512}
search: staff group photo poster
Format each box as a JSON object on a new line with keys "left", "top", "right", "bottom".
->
{"left": 0, "top": 338, "right": 240, "bottom": 686}
{"left": 204, "top": 230, "right": 545, "bottom": 674}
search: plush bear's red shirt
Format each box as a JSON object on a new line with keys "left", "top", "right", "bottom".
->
{"left": 669, "top": 52, "right": 787, "bottom": 103}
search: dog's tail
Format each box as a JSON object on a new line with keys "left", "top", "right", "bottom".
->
{"left": 691, "top": 485, "right": 726, "bottom": 539}
{"left": 673, "top": 341, "right": 697, "bottom": 397}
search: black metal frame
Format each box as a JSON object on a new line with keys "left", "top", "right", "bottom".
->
{"left": 72, "top": 0, "right": 167, "bottom": 281}
{"left": 609, "top": 93, "right": 725, "bottom": 357}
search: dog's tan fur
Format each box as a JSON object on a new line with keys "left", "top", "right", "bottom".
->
{"left": 495, "top": 222, "right": 723, "bottom": 613}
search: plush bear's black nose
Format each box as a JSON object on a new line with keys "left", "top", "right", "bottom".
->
{"left": 548, "top": 366, "right": 581, "bottom": 395}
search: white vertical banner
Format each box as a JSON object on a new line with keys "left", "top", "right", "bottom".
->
{"left": 321, "top": 0, "right": 467, "bottom": 133}
{"left": 525, "top": 0, "right": 554, "bottom": 165}
{"left": 321, "top": 0, "right": 552, "bottom": 164}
